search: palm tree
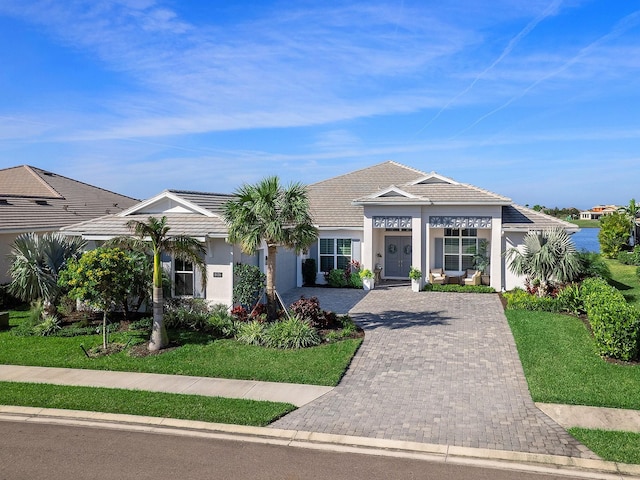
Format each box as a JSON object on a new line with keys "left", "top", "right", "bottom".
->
{"left": 506, "top": 227, "right": 582, "bottom": 296}
{"left": 122, "top": 216, "right": 206, "bottom": 351}
{"left": 618, "top": 198, "right": 639, "bottom": 246}
{"left": 8, "top": 232, "right": 86, "bottom": 309}
{"left": 223, "top": 177, "right": 318, "bottom": 320}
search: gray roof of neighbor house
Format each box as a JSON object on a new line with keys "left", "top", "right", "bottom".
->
{"left": 0, "top": 165, "right": 139, "bottom": 233}
{"left": 502, "top": 204, "right": 579, "bottom": 233}
{"left": 61, "top": 190, "right": 234, "bottom": 239}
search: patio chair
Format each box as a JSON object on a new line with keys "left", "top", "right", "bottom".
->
{"left": 429, "top": 268, "right": 447, "bottom": 285}
{"left": 463, "top": 269, "right": 481, "bottom": 286}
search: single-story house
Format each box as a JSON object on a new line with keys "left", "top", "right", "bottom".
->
{"left": 0, "top": 165, "right": 138, "bottom": 284}
{"left": 61, "top": 161, "right": 578, "bottom": 305}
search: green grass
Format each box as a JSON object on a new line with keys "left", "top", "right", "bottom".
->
{"left": 0, "top": 381, "right": 294, "bottom": 426}
{"left": 0, "top": 311, "right": 361, "bottom": 386}
{"left": 568, "top": 219, "right": 600, "bottom": 228}
{"left": 569, "top": 428, "right": 640, "bottom": 465}
{"left": 605, "top": 258, "right": 640, "bottom": 306}
{"left": 506, "top": 310, "right": 640, "bottom": 409}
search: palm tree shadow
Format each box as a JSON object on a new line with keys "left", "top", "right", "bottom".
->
{"left": 608, "top": 279, "right": 633, "bottom": 291}
{"left": 352, "top": 309, "right": 452, "bottom": 330}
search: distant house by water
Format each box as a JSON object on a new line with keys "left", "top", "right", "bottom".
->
{"left": 579, "top": 205, "right": 618, "bottom": 220}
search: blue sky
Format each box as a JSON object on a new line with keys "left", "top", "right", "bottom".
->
{"left": 0, "top": 1, "right": 638, "bottom": 209}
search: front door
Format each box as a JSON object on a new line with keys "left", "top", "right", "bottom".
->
{"left": 385, "top": 236, "right": 412, "bottom": 278}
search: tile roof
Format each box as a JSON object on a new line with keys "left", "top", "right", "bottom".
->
{"left": 62, "top": 190, "right": 234, "bottom": 238}
{"left": 502, "top": 204, "right": 579, "bottom": 232}
{"left": 307, "top": 161, "right": 426, "bottom": 228}
{"left": 0, "top": 165, "right": 138, "bottom": 233}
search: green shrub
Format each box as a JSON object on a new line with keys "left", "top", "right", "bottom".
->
{"left": 27, "top": 299, "right": 45, "bottom": 326}
{"left": 264, "top": 316, "right": 321, "bottom": 349}
{"left": 326, "top": 269, "right": 347, "bottom": 288}
{"left": 348, "top": 273, "right": 363, "bottom": 289}
{"left": 577, "top": 251, "right": 611, "bottom": 279}
{"left": 617, "top": 246, "right": 640, "bottom": 266}
{"left": 424, "top": 284, "right": 495, "bottom": 294}
{"left": 502, "top": 288, "right": 560, "bottom": 311}
{"left": 235, "top": 320, "right": 266, "bottom": 346}
{"left": 581, "top": 277, "right": 640, "bottom": 361}
{"left": 208, "top": 304, "right": 237, "bottom": 338}
{"left": 33, "top": 315, "right": 62, "bottom": 336}
{"left": 556, "top": 283, "right": 584, "bottom": 315}
{"left": 129, "top": 317, "right": 153, "bottom": 332}
{"left": 164, "top": 298, "right": 210, "bottom": 331}
{"left": 233, "top": 264, "right": 265, "bottom": 309}
{"left": 302, "top": 258, "right": 317, "bottom": 286}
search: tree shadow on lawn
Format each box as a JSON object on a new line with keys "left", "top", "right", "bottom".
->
{"left": 352, "top": 309, "right": 452, "bottom": 331}
{"left": 608, "top": 279, "right": 633, "bottom": 291}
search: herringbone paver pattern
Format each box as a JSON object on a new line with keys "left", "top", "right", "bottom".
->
{"left": 272, "top": 287, "right": 595, "bottom": 458}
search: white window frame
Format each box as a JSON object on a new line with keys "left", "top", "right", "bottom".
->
{"left": 319, "top": 238, "right": 352, "bottom": 273}
{"left": 443, "top": 228, "right": 478, "bottom": 271}
{"left": 174, "top": 258, "right": 194, "bottom": 297}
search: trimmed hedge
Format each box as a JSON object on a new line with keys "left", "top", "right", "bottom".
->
{"left": 580, "top": 277, "right": 640, "bottom": 361}
{"left": 502, "top": 288, "right": 560, "bottom": 311}
{"left": 424, "top": 284, "right": 495, "bottom": 294}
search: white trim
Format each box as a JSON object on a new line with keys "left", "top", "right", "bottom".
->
{"left": 118, "top": 190, "right": 216, "bottom": 218}
{"left": 410, "top": 172, "right": 459, "bottom": 185}
{"left": 368, "top": 185, "right": 419, "bottom": 199}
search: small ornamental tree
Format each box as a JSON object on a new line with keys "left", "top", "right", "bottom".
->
{"left": 233, "top": 264, "right": 266, "bottom": 310}
{"left": 59, "top": 247, "right": 134, "bottom": 349}
{"left": 599, "top": 212, "right": 632, "bottom": 258}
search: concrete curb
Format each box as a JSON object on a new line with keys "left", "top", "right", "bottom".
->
{"left": 2, "top": 406, "right": 640, "bottom": 479}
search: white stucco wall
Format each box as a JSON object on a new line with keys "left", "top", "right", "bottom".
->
{"left": 0, "top": 234, "right": 16, "bottom": 284}
{"left": 502, "top": 232, "right": 528, "bottom": 291}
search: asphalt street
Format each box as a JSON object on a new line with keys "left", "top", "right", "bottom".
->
{"left": 0, "top": 420, "right": 592, "bottom": 480}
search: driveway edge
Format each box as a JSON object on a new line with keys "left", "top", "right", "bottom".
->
{"left": 1, "top": 406, "right": 639, "bottom": 479}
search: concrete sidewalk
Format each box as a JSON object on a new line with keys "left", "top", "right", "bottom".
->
{"left": 2, "top": 364, "right": 640, "bottom": 433}
{"left": 0, "top": 364, "right": 333, "bottom": 407}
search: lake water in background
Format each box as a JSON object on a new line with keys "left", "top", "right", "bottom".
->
{"left": 572, "top": 228, "right": 600, "bottom": 253}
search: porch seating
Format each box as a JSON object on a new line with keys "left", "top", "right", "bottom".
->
{"left": 463, "top": 269, "right": 481, "bottom": 286}
{"left": 429, "top": 268, "right": 447, "bottom": 285}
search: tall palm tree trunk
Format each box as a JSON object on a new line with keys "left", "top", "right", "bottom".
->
{"left": 149, "top": 286, "right": 168, "bottom": 351}
{"left": 266, "top": 244, "right": 278, "bottom": 320}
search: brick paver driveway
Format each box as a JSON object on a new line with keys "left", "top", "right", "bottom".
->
{"left": 273, "top": 287, "right": 595, "bottom": 458}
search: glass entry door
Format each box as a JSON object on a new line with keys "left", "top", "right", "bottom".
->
{"left": 384, "top": 236, "right": 412, "bottom": 278}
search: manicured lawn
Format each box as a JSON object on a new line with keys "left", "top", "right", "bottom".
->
{"left": 569, "top": 428, "right": 640, "bottom": 465}
{"left": 506, "top": 310, "right": 640, "bottom": 409}
{"left": 0, "top": 311, "right": 361, "bottom": 386}
{"left": 568, "top": 219, "right": 600, "bottom": 228}
{"left": 0, "top": 381, "right": 294, "bottom": 426}
{"left": 605, "top": 258, "right": 640, "bottom": 306}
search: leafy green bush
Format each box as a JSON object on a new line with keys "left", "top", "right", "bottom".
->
{"left": 235, "top": 320, "right": 266, "bottom": 346}
{"left": 302, "top": 258, "right": 317, "bottom": 286}
{"left": 617, "top": 246, "right": 640, "bottom": 266}
{"left": 599, "top": 212, "right": 633, "bottom": 258}
{"left": 556, "top": 283, "right": 584, "bottom": 315}
{"left": 207, "top": 304, "right": 237, "bottom": 338}
{"left": 577, "top": 251, "right": 611, "bottom": 279}
{"left": 326, "top": 269, "right": 347, "bottom": 288}
{"left": 164, "top": 298, "right": 210, "bottom": 331}
{"left": 581, "top": 277, "right": 640, "bottom": 361}
{"left": 33, "top": 315, "right": 62, "bottom": 336}
{"left": 348, "top": 273, "right": 363, "bottom": 288}
{"left": 129, "top": 317, "right": 153, "bottom": 332}
{"left": 502, "top": 288, "right": 560, "bottom": 311}
{"left": 264, "top": 316, "right": 321, "bottom": 349}
{"left": 233, "top": 264, "right": 265, "bottom": 309}
{"left": 424, "top": 284, "right": 495, "bottom": 294}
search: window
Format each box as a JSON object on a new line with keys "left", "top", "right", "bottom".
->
{"left": 174, "top": 259, "right": 194, "bottom": 296}
{"left": 319, "top": 238, "right": 352, "bottom": 273}
{"left": 443, "top": 229, "right": 478, "bottom": 271}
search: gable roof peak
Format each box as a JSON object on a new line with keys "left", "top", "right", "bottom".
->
{"left": 409, "top": 171, "right": 459, "bottom": 186}
{"left": 309, "top": 161, "right": 426, "bottom": 187}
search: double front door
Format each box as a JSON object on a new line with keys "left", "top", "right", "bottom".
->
{"left": 384, "top": 236, "right": 412, "bottom": 278}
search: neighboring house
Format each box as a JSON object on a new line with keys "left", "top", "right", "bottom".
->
{"left": 61, "top": 190, "right": 301, "bottom": 306}
{"left": 0, "top": 165, "right": 138, "bottom": 284}
{"left": 579, "top": 205, "right": 618, "bottom": 220}
{"left": 62, "top": 161, "right": 579, "bottom": 306}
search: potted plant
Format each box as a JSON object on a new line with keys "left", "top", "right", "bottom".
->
{"left": 359, "top": 268, "right": 374, "bottom": 291}
{"left": 409, "top": 266, "right": 422, "bottom": 292}
{"left": 472, "top": 239, "right": 490, "bottom": 286}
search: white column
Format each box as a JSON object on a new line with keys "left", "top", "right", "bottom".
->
{"left": 490, "top": 217, "right": 502, "bottom": 291}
